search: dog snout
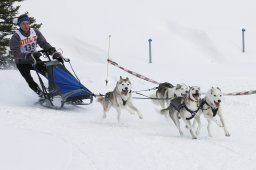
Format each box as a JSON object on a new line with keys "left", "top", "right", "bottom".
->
{"left": 125, "top": 87, "right": 128, "bottom": 90}
{"left": 218, "top": 99, "right": 221, "bottom": 103}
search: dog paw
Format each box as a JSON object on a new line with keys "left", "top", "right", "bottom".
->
{"left": 192, "top": 136, "right": 197, "bottom": 139}
{"left": 225, "top": 132, "right": 231, "bottom": 137}
{"left": 217, "top": 123, "right": 223, "bottom": 127}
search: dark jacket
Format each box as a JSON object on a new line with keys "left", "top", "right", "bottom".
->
{"left": 9, "top": 28, "right": 53, "bottom": 64}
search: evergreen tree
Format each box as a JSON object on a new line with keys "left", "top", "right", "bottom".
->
{"left": 0, "top": 0, "right": 23, "bottom": 56}
{"left": 29, "top": 14, "right": 42, "bottom": 29}
{"left": 0, "top": 0, "right": 42, "bottom": 69}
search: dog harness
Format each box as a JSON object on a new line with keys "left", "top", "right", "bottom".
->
{"left": 181, "top": 96, "right": 200, "bottom": 120}
{"left": 170, "top": 101, "right": 199, "bottom": 120}
{"left": 184, "top": 104, "right": 200, "bottom": 120}
{"left": 170, "top": 102, "right": 184, "bottom": 112}
{"left": 200, "top": 98, "right": 218, "bottom": 117}
{"left": 16, "top": 28, "right": 37, "bottom": 54}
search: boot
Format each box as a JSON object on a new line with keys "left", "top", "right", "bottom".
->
{"left": 35, "top": 87, "right": 44, "bottom": 98}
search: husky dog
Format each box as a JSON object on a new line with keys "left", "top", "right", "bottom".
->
{"left": 161, "top": 86, "right": 201, "bottom": 139}
{"left": 193, "top": 87, "right": 230, "bottom": 137}
{"left": 154, "top": 82, "right": 173, "bottom": 108}
{"left": 164, "top": 83, "right": 190, "bottom": 106}
{"left": 97, "top": 76, "right": 143, "bottom": 121}
{"left": 154, "top": 83, "right": 189, "bottom": 108}
{"left": 156, "top": 82, "right": 174, "bottom": 99}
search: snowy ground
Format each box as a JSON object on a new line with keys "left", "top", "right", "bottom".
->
{"left": 1, "top": 63, "right": 256, "bottom": 170}
{"left": 1, "top": 0, "right": 256, "bottom": 169}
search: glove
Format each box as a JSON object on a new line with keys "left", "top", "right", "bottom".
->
{"left": 47, "top": 47, "right": 56, "bottom": 55}
{"left": 52, "top": 52, "right": 64, "bottom": 63}
{"left": 25, "top": 52, "right": 42, "bottom": 63}
{"left": 32, "top": 52, "right": 42, "bottom": 59}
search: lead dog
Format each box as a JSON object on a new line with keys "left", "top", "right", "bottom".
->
{"left": 161, "top": 86, "right": 201, "bottom": 139}
{"left": 193, "top": 87, "right": 230, "bottom": 137}
{"left": 97, "top": 76, "right": 143, "bottom": 121}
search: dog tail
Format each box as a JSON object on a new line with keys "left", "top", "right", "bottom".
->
{"left": 97, "top": 96, "right": 105, "bottom": 104}
{"left": 160, "top": 107, "right": 169, "bottom": 115}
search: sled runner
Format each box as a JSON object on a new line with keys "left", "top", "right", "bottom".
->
{"left": 30, "top": 50, "right": 94, "bottom": 109}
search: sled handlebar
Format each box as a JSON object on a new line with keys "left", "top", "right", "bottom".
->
{"left": 52, "top": 51, "right": 70, "bottom": 62}
{"left": 38, "top": 49, "right": 70, "bottom": 62}
{"left": 28, "top": 50, "right": 70, "bottom": 65}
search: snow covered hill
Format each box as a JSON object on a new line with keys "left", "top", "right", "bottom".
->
{"left": 1, "top": 0, "right": 256, "bottom": 169}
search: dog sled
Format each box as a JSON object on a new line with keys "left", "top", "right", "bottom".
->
{"left": 30, "top": 49, "right": 94, "bottom": 109}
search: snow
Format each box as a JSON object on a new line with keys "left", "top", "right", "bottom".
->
{"left": 1, "top": 0, "right": 256, "bottom": 169}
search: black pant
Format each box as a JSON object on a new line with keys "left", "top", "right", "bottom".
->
{"left": 16, "top": 63, "right": 46, "bottom": 93}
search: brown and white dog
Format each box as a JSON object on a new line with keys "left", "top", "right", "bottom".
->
{"left": 97, "top": 76, "right": 143, "bottom": 121}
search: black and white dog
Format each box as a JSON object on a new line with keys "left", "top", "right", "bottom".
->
{"left": 154, "top": 83, "right": 189, "bottom": 109}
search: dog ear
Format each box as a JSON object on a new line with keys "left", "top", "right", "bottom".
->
{"left": 120, "top": 76, "right": 123, "bottom": 80}
{"left": 125, "top": 77, "right": 129, "bottom": 81}
{"left": 176, "top": 84, "right": 181, "bottom": 90}
{"left": 217, "top": 87, "right": 221, "bottom": 91}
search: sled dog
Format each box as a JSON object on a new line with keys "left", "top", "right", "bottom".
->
{"left": 97, "top": 76, "right": 143, "bottom": 121}
{"left": 193, "top": 87, "right": 230, "bottom": 137}
{"left": 161, "top": 86, "right": 201, "bottom": 139}
{"left": 154, "top": 82, "right": 173, "bottom": 108}
{"left": 155, "top": 83, "right": 189, "bottom": 109}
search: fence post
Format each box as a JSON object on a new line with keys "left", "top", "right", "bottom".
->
{"left": 242, "top": 28, "right": 246, "bottom": 52}
{"left": 148, "top": 38, "right": 152, "bottom": 63}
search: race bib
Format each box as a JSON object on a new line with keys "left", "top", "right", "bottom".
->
{"left": 16, "top": 28, "right": 37, "bottom": 53}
